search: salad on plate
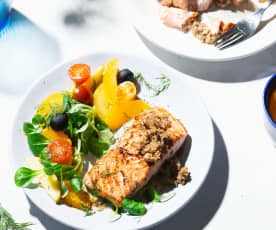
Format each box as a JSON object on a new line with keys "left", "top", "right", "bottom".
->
{"left": 14, "top": 58, "right": 191, "bottom": 219}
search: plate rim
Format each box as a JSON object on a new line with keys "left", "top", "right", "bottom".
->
{"left": 11, "top": 52, "right": 215, "bottom": 229}
{"left": 135, "top": 24, "right": 276, "bottom": 62}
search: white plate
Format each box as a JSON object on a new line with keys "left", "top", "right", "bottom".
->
{"left": 11, "top": 53, "right": 214, "bottom": 230}
{"left": 128, "top": 0, "right": 276, "bottom": 61}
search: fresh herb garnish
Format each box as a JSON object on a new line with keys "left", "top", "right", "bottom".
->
{"left": 98, "top": 160, "right": 121, "bottom": 178}
{"left": 121, "top": 199, "right": 147, "bottom": 216}
{"left": 0, "top": 203, "right": 33, "bottom": 230}
{"left": 134, "top": 73, "right": 171, "bottom": 96}
{"left": 99, "top": 171, "right": 120, "bottom": 178}
{"left": 146, "top": 186, "right": 176, "bottom": 202}
{"left": 105, "top": 196, "right": 119, "bottom": 214}
{"left": 80, "top": 204, "right": 94, "bottom": 217}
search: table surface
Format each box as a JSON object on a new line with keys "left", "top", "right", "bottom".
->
{"left": 1, "top": 0, "right": 276, "bottom": 229}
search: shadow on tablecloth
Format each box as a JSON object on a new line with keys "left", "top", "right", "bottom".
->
{"left": 27, "top": 120, "right": 229, "bottom": 230}
{"left": 0, "top": 9, "right": 61, "bottom": 95}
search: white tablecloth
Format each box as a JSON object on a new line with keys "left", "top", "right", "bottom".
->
{"left": 1, "top": 0, "right": 276, "bottom": 229}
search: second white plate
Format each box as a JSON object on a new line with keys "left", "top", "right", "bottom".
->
{"left": 128, "top": 0, "right": 276, "bottom": 61}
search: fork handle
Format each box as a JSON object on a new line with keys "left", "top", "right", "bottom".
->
{"left": 261, "top": 0, "right": 276, "bottom": 10}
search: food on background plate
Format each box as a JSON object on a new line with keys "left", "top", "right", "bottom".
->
{"left": 14, "top": 58, "right": 190, "bottom": 219}
{"left": 160, "top": 0, "right": 214, "bottom": 11}
{"left": 158, "top": 0, "right": 243, "bottom": 44}
{"left": 159, "top": 7, "right": 199, "bottom": 31}
{"left": 159, "top": 0, "right": 247, "bottom": 9}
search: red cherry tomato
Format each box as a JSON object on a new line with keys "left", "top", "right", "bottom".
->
{"left": 47, "top": 139, "right": 73, "bottom": 165}
{"left": 72, "top": 84, "right": 92, "bottom": 104}
{"left": 68, "top": 64, "right": 91, "bottom": 84}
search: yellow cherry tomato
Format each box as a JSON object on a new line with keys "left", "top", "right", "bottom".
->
{"left": 117, "top": 81, "right": 137, "bottom": 101}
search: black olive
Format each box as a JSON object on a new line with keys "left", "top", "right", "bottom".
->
{"left": 117, "top": 69, "right": 134, "bottom": 84}
{"left": 50, "top": 113, "right": 68, "bottom": 131}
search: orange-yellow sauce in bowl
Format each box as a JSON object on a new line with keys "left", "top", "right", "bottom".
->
{"left": 268, "top": 89, "right": 276, "bottom": 123}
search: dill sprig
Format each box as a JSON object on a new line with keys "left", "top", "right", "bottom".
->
{"left": 99, "top": 171, "right": 120, "bottom": 178}
{"left": 99, "top": 160, "right": 121, "bottom": 178}
{"left": 134, "top": 73, "right": 171, "bottom": 96}
{"left": 80, "top": 204, "right": 94, "bottom": 217}
{"left": 0, "top": 203, "right": 33, "bottom": 230}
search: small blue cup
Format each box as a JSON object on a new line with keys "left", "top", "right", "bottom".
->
{"left": 0, "top": 0, "right": 12, "bottom": 30}
{"left": 263, "top": 74, "right": 276, "bottom": 144}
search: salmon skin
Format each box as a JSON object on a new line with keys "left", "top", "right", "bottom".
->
{"left": 84, "top": 107, "right": 188, "bottom": 207}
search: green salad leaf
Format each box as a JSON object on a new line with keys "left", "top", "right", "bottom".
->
{"left": 40, "top": 149, "right": 82, "bottom": 180}
{"left": 87, "top": 137, "right": 110, "bottom": 157}
{"left": 14, "top": 167, "right": 41, "bottom": 188}
{"left": 146, "top": 186, "right": 176, "bottom": 203}
{"left": 32, "top": 114, "right": 45, "bottom": 125}
{"left": 95, "top": 118, "right": 115, "bottom": 145}
{"left": 60, "top": 179, "right": 69, "bottom": 199}
{"left": 121, "top": 199, "right": 147, "bottom": 216}
{"left": 62, "top": 94, "right": 114, "bottom": 156}
{"left": 16, "top": 93, "right": 115, "bottom": 207}
{"left": 70, "top": 174, "right": 83, "bottom": 193}
{"left": 146, "top": 186, "right": 162, "bottom": 202}
{"left": 97, "top": 127, "right": 114, "bottom": 146}
{"left": 23, "top": 122, "right": 40, "bottom": 135}
{"left": 27, "top": 133, "right": 51, "bottom": 155}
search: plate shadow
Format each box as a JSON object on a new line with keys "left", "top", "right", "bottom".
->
{"left": 150, "top": 120, "right": 229, "bottom": 230}
{"left": 137, "top": 30, "right": 276, "bottom": 83}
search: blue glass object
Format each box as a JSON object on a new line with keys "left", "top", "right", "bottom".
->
{"left": 0, "top": 9, "right": 61, "bottom": 94}
{"left": 0, "top": 0, "right": 11, "bottom": 30}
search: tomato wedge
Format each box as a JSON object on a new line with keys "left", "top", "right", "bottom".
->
{"left": 47, "top": 139, "right": 73, "bottom": 165}
{"left": 68, "top": 64, "right": 91, "bottom": 84}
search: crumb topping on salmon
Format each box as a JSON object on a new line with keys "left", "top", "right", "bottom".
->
{"left": 84, "top": 107, "right": 187, "bottom": 207}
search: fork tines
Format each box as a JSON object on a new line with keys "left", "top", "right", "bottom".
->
{"left": 214, "top": 25, "right": 245, "bottom": 50}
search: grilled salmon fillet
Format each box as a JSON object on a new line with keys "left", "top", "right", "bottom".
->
{"left": 84, "top": 107, "right": 187, "bottom": 207}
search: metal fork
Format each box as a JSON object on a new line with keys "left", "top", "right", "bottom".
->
{"left": 214, "top": 0, "right": 276, "bottom": 49}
